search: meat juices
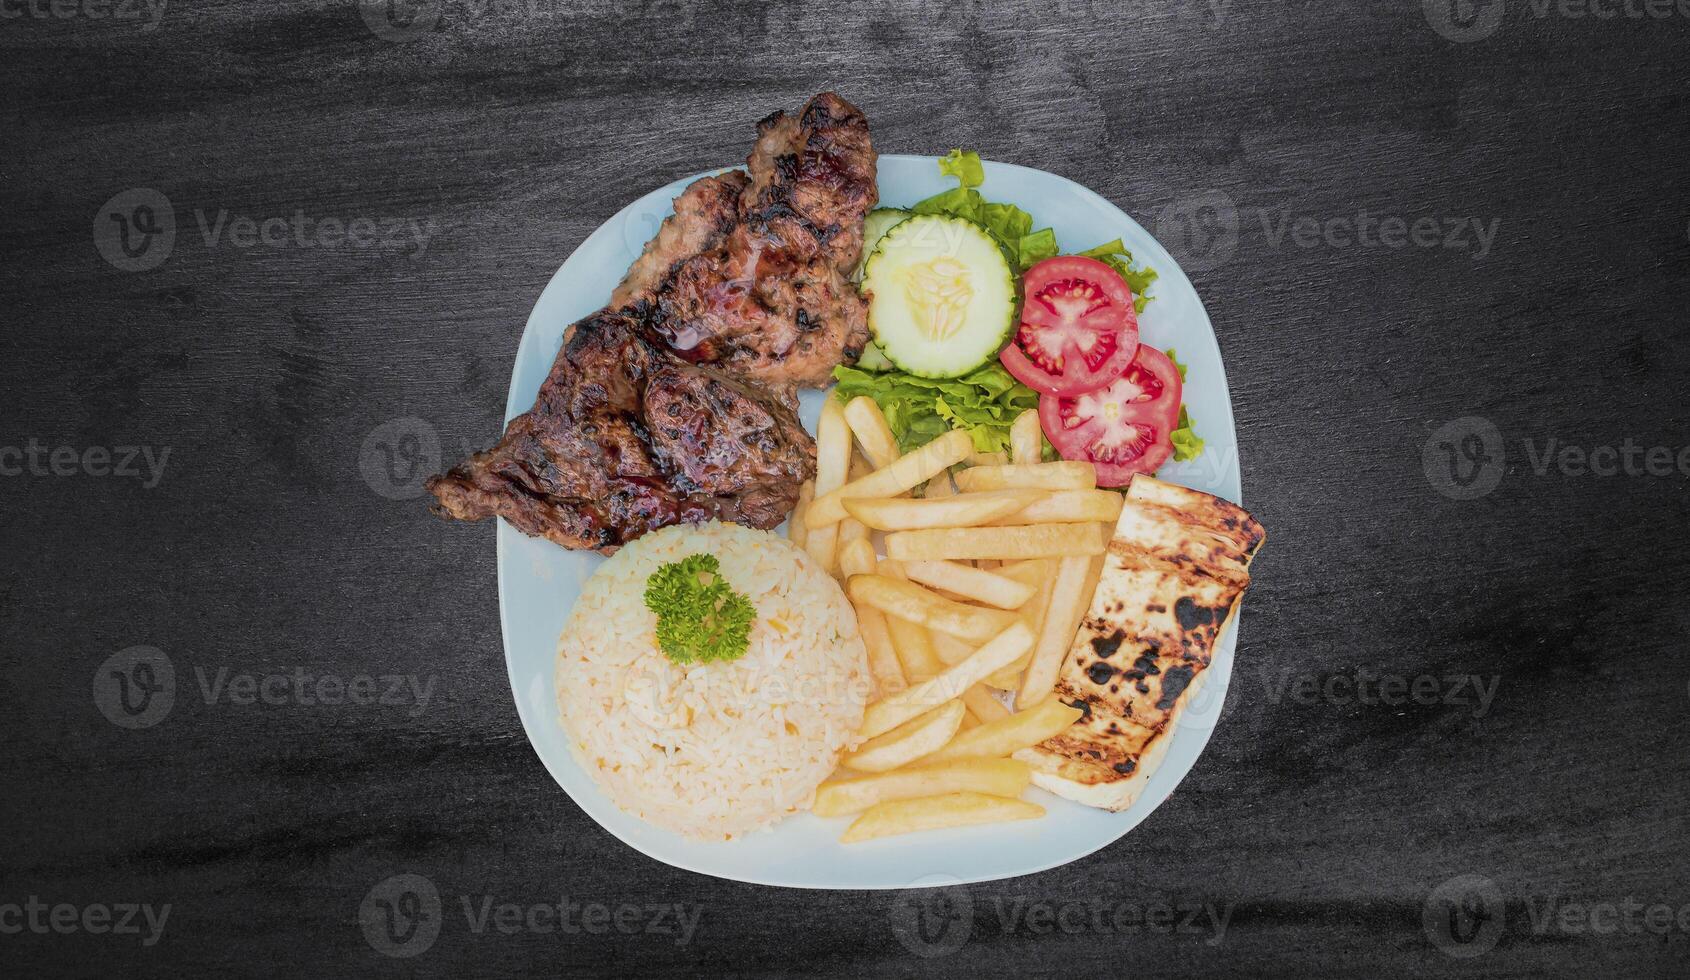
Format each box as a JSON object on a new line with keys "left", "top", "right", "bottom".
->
{"left": 427, "top": 93, "right": 877, "bottom": 552}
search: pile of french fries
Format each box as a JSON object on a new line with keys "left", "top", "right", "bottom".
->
{"left": 788, "top": 399, "right": 1121, "bottom": 843}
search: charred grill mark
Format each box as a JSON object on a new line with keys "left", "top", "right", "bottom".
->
{"left": 1157, "top": 665, "right": 1195, "bottom": 710}
{"left": 1091, "top": 630, "right": 1126, "bottom": 659}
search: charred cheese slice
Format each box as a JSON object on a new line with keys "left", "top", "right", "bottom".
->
{"left": 1016, "top": 476, "right": 1264, "bottom": 811}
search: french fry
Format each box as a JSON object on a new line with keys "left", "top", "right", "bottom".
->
{"left": 807, "top": 430, "right": 972, "bottom": 528}
{"left": 839, "top": 540, "right": 904, "bottom": 695}
{"left": 804, "top": 398, "right": 852, "bottom": 572}
{"left": 860, "top": 622, "right": 1034, "bottom": 738}
{"left": 902, "top": 559, "right": 1040, "bottom": 610}
{"left": 1016, "top": 554, "right": 1095, "bottom": 708}
{"left": 929, "top": 631, "right": 975, "bottom": 666}
{"left": 1011, "top": 409, "right": 1043, "bottom": 465}
{"left": 984, "top": 654, "right": 1030, "bottom": 692}
{"left": 787, "top": 480, "right": 814, "bottom": 550}
{"left": 960, "top": 684, "right": 1011, "bottom": 723}
{"left": 954, "top": 462, "right": 1097, "bottom": 492}
{"left": 885, "top": 523, "right": 1108, "bottom": 562}
{"left": 843, "top": 396, "right": 900, "bottom": 470}
{"left": 878, "top": 560, "right": 943, "bottom": 681}
{"left": 925, "top": 696, "right": 1085, "bottom": 764}
{"left": 838, "top": 516, "right": 871, "bottom": 548}
{"left": 841, "top": 792, "right": 1044, "bottom": 843}
{"left": 924, "top": 471, "right": 956, "bottom": 498}
{"left": 813, "top": 758, "right": 1031, "bottom": 817}
{"left": 958, "top": 710, "right": 980, "bottom": 731}
{"left": 842, "top": 490, "right": 1041, "bottom": 531}
{"left": 886, "top": 615, "right": 942, "bottom": 682}
{"left": 847, "top": 575, "right": 1021, "bottom": 642}
{"left": 987, "top": 489, "right": 1126, "bottom": 526}
{"left": 843, "top": 700, "right": 965, "bottom": 773}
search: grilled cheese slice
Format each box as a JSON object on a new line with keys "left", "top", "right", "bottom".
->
{"left": 1016, "top": 477, "right": 1264, "bottom": 811}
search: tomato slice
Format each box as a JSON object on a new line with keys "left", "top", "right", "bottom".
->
{"left": 999, "top": 255, "right": 1140, "bottom": 397}
{"left": 1039, "top": 345, "right": 1182, "bottom": 487}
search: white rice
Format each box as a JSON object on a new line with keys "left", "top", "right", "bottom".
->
{"left": 556, "top": 521, "right": 869, "bottom": 840}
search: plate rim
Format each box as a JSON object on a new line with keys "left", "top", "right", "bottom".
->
{"left": 492, "top": 153, "right": 1244, "bottom": 889}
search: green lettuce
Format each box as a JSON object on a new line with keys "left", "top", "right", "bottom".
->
{"left": 833, "top": 362, "right": 1040, "bottom": 454}
{"left": 1077, "top": 239, "right": 1158, "bottom": 314}
{"left": 1164, "top": 348, "right": 1205, "bottom": 462}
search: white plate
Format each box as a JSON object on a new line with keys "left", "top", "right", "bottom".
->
{"left": 496, "top": 155, "right": 1245, "bottom": 889}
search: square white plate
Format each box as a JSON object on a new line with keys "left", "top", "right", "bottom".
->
{"left": 495, "top": 155, "right": 1245, "bottom": 888}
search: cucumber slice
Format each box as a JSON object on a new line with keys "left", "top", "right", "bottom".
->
{"left": 861, "top": 214, "right": 1020, "bottom": 379}
{"left": 853, "top": 208, "right": 913, "bottom": 282}
{"left": 854, "top": 342, "right": 895, "bottom": 372}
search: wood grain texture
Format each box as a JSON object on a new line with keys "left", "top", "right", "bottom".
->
{"left": 2, "top": 1, "right": 1688, "bottom": 976}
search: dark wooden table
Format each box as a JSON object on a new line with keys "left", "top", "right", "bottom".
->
{"left": 4, "top": 1, "right": 1687, "bottom": 976}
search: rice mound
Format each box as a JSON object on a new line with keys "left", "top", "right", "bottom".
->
{"left": 556, "top": 521, "right": 869, "bottom": 840}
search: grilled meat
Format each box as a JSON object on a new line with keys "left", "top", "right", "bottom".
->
{"left": 426, "top": 311, "right": 816, "bottom": 553}
{"left": 610, "top": 170, "right": 749, "bottom": 310}
{"left": 428, "top": 92, "right": 875, "bottom": 551}
{"left": 642, "top": 92, "right": 876, "bottom": 390}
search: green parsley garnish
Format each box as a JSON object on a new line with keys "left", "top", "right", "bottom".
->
{"left": 643, "top": 554, "right": 755, "bottom": 666}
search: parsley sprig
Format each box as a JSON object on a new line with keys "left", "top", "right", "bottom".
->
{"left": 642, "top": 554, "right": 755, "bottom": 666}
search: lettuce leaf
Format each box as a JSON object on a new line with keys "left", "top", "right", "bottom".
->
{"left": 1077, "top": 239, "right": 1158, "bottom": 314}
{"left": 938, "top": 149, "right": 986, "bottom": 188}
{"left": 833, "top": 362, "right": 1040, "bottom": 454}
{"left": 1164, "top": 348, "right": 1205, "bottom": 462}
